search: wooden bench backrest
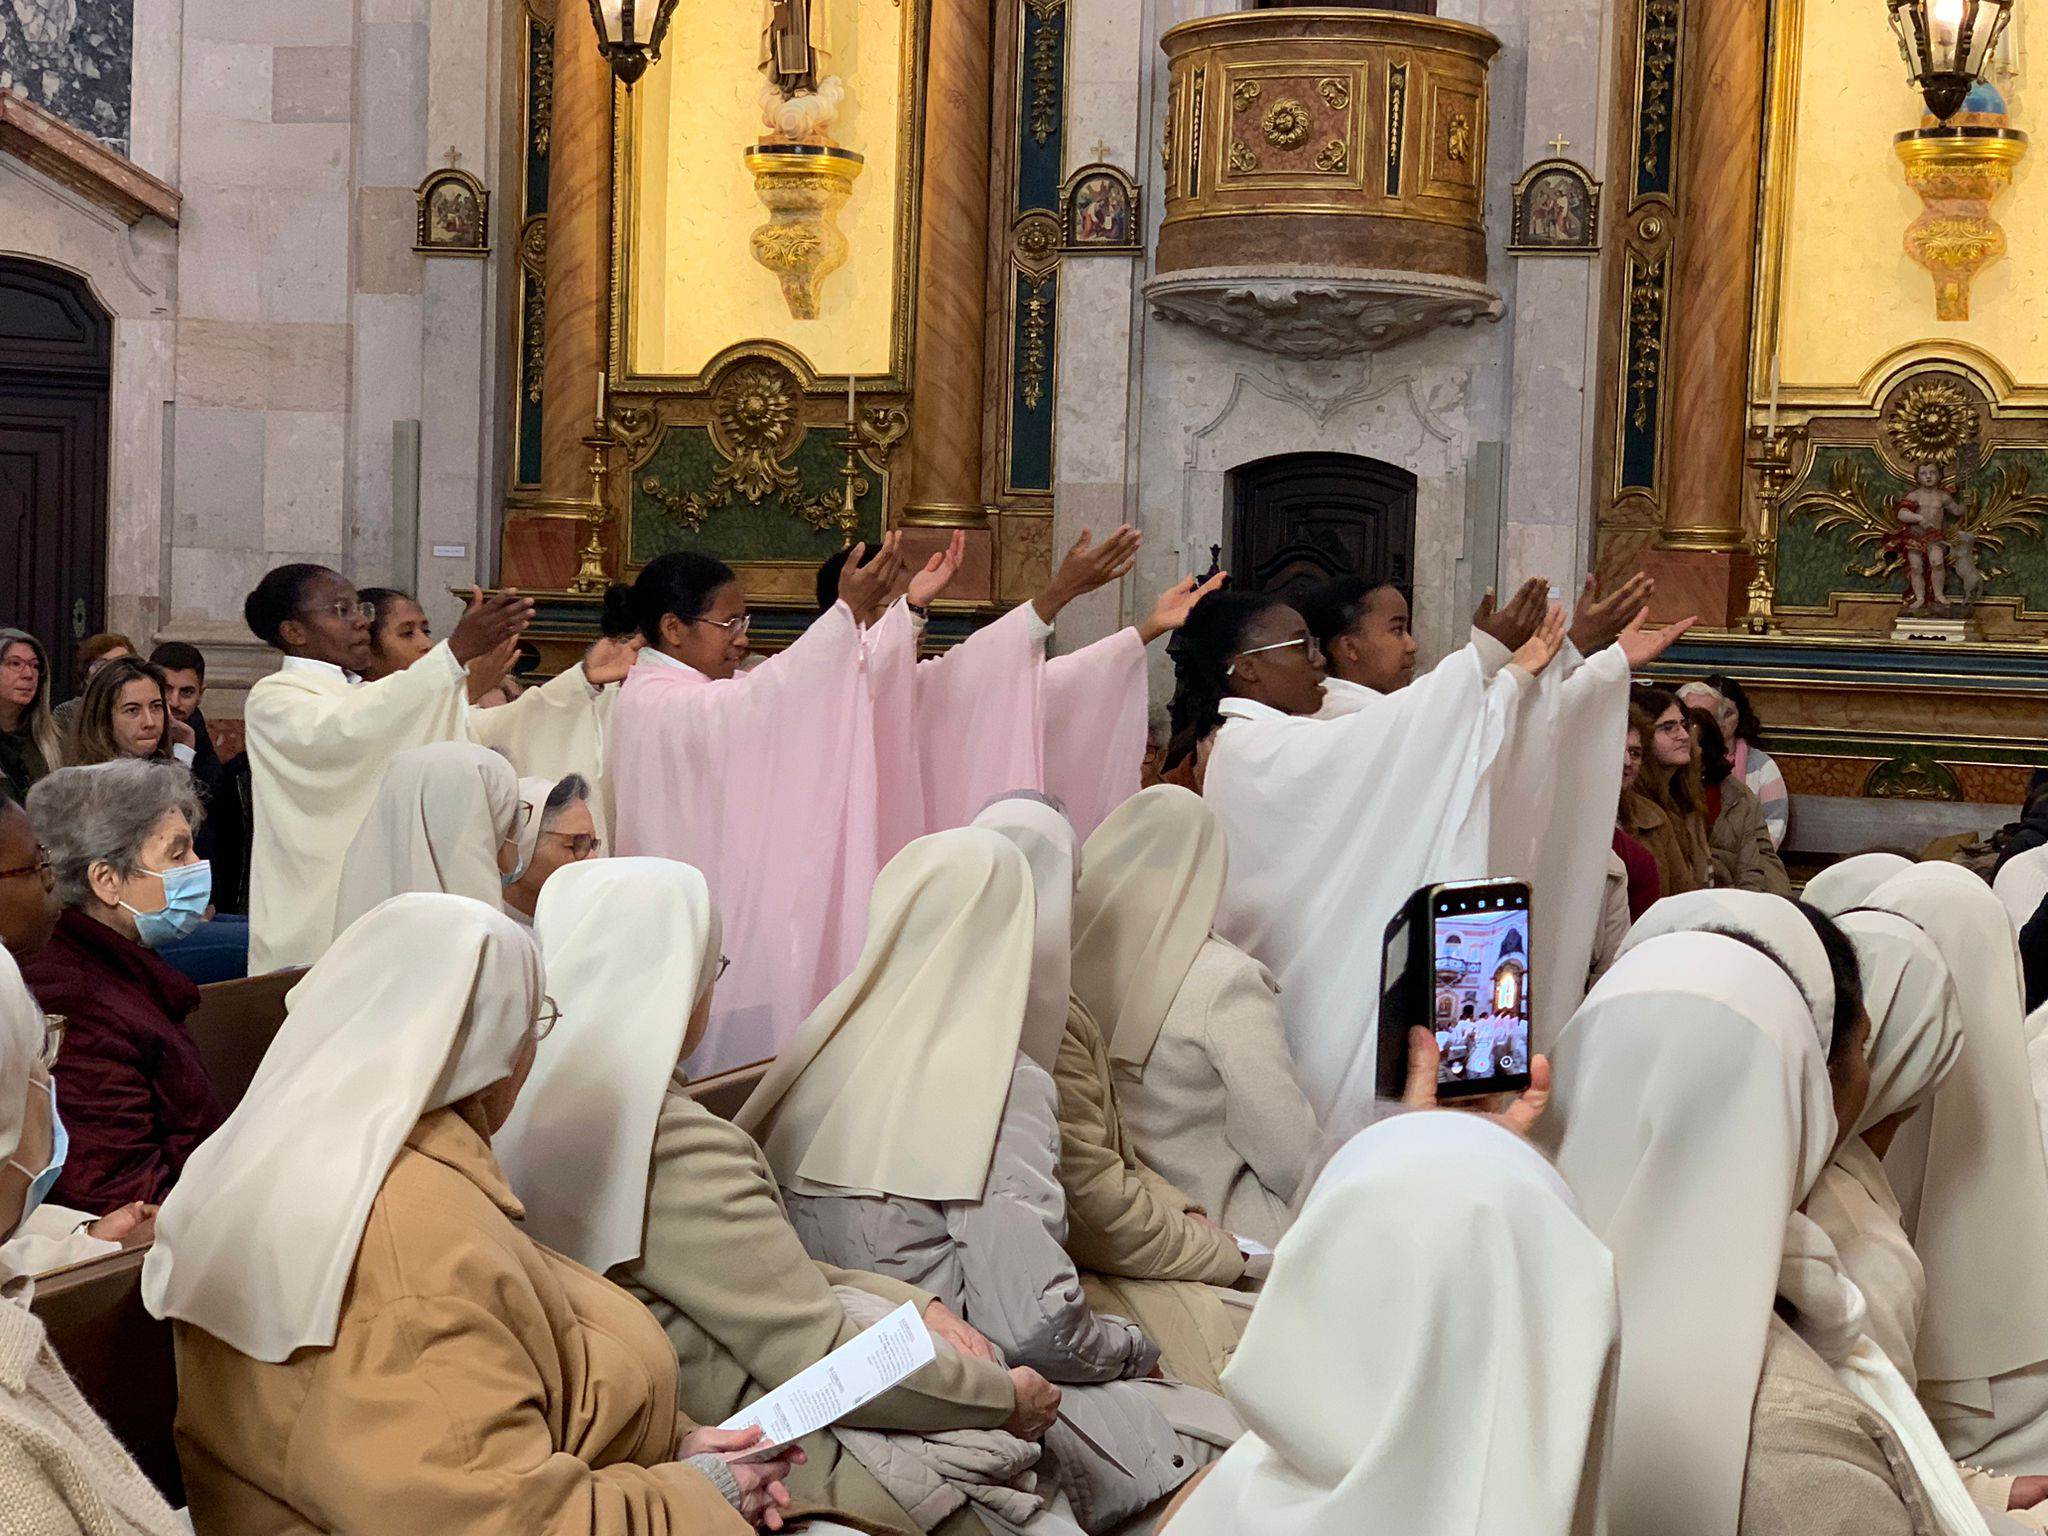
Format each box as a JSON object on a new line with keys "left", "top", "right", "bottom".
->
{"left": 30, "top": 1248, "right": 183, "bottom": 1504}
{"left": 684, "top": 1059, "right": 772, "bottom": 1122}
{"left": 186, "top": 967, "right": 305, "bottom": 1113}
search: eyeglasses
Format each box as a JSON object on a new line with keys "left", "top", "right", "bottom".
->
{"left": 300, "top": 600, "right": 377, "bottom": 624}
{"left": 1654, "top": 719, "right": 1692, "bottom": 739}
{"left": 716, "top": 954, "right": 731, "bottom": 982}
{"left": 690, "top": 613, "right": 752, "bottom": 638}
{"left": 0, "top": 655, "right": 38, "bottom": 675}
{"left": 533, "top": 995, "right": 563, "bottom": 1040}
{"left": 542, "top": 831, "right": 603, "bottom": 858}
{"left": 1230, "top": 635, "right": 1323, "bottom": 669}
{"left": 0, "top": 847, "right": 54, "bottom": 893}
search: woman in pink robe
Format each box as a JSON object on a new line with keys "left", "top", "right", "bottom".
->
{"left": 855, "top": 528, "right": 1223, "bottom": 850}
{"left": 607, "top": 545, "right": 909, "bottom": 1076}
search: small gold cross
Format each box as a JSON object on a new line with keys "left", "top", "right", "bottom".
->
{"left": 1547, "top": 134, "right": 1571, "bottom": 156}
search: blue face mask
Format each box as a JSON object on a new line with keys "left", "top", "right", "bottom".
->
{"left": 121, "top": 859, "right": 212, "bottom": 948}
{"left": 8, "top": 1078, "right": 66, "bottom": 1224}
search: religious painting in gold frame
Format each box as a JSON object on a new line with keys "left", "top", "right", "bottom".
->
{"left": 608, "top": 0, "right": 932, "bottom": 395}
{"left": 415, "top": 166, "right": 490, "bottom": 256}
{"left": 1507, "top": 157, "right": 1598, "bottom": 255}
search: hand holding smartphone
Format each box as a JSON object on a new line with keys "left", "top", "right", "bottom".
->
{"left": 1377, "top": 879, "right": 1534, "bottom": 1103}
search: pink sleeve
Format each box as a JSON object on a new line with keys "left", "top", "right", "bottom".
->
{"left": 912, "top": 603, "right": 1047, "bottom": 830}
{"left": 1043, "top": 628, "right": 1149, "bottom": 838}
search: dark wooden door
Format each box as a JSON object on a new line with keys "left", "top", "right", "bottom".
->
{"left": 0, "top": 257, "right": 111, "bottom": 689}
{"left": 1227, "top": 451, "right": 1418, "bottom": 604}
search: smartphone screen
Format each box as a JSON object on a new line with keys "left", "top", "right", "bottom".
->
{"left": 1428, "top": 882, "right": 1532, "bottom": 1097}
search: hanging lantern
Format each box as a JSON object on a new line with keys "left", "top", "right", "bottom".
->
{"left": 586, "top": 0, "right": 682, "bottom": 87}
{"left": 1886, "top": 0, "right": 2015, "bottom": 122}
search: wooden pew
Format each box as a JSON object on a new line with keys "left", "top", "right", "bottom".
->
{"left": 684, "top": 1058, "right": 773, "bottom": 1122}
{"left": 185, "top": 967, "right": 305, "bottom": 1114}
{"left": 30, "top": 1247, "right": 183, "bottom": 1504}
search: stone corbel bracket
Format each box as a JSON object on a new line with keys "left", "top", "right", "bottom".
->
{"left": 1144, "top": 265, "right": 1502, "bottom": 360}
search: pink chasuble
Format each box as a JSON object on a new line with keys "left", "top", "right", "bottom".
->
{"left": 609, "top": 602, "right": 882, "bottom": 1075}
{"left": 864, "top": 601, "right": 1148, "bottom": 853}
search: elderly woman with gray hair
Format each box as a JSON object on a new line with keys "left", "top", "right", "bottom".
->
{"left": 501, "top": 772, "right": 602, "bottom": 926}
{"left": 20, "top": 760, "right": 224, "bottom": 1214}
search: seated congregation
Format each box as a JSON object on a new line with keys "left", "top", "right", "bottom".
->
{"left": 9, "top": 552, "right": 2048, "bottom": 1536}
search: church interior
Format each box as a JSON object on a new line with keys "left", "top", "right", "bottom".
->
{"left": 5, "top": 0, "right": 2043, "bottom": 863}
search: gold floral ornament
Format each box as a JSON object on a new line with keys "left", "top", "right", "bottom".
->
{"left": 1316, "top": 78, "right": 1349, "bottom": 110}
{"left": 1262, "top": 100, "right": 1311, "bottom": 150}
{"left": 1885, "top": 379, "right": 1980, "bottom": 467}
{"left": 1447, "top": 114, "right": 1472, "bottom": 164}
{"left": 1228, "top": 141, "right": 1258, "bottom": 174}
{"left": 1232, "top": 79, "right": 1261, "bottom": 110}
{"left": 642, "top": 360, "right": 811, "bottom": 535}
{"left": 1313, "top": 140, "right": 1348, "bottom": 174}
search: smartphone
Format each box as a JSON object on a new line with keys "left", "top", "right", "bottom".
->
{"left": 1377, "top": 878, "right": 1534, "bottom": 1102}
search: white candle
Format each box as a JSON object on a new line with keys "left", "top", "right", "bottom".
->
{"left": 846, "top": 373, "right": 857, "bottom": 428}
{"left": 596, "top": 369, "right": 609, "bottom": 431}
{"left": 1767, "top": 356, "right": 1780, "bottom": 439}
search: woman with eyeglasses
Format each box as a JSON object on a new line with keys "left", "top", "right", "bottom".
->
{"left": 607, "top": 544, "right": 924, "bottom": 1075}
{"left": 0, "top": 791, "right": 57, "bottom": 964}
{"left": 1167, "top": 579, "right": 1690, "bottom": 1124}
{"left": 331, "top": 742, "right": 524, "bottom": 944}
{"left": 239, "top": 563, "right": 534, "bottom": 973}
{"left": 0, "top": 629, "right": 65, "bottom": 803}
{"left": 19, "top": 761, "right": 224, "bottom": 1215}
{"left": 501, "top": 773, "right": 603, "bottom": 927}
{"left": 146, "top": 893, "right": 791, "bottom": 1535}
{"left": 1622, "top": 684, "right": 1714, "bottom": 900}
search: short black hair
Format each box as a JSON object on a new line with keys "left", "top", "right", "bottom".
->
{"left": 358, "top": 587, "right": 412, "bottom": 636}
{"left": 148, "top": 640, "right": 206, "bottom": 681}
{"left": 245, "top": 563, "right": 339, "bottom": 649}
{"left": 814, "top": 543, "right": 881, "bottom": 615}
{"left": 1295, "top": 576, "right": 1406, "bottom": 653}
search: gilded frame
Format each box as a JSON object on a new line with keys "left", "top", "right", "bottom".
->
{"left": 604, "top": 0, "right": 935, "bottom": 399}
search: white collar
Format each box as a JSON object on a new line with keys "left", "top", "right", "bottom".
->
{"left": 1217, "top": 697, "right": 1287, "bottom": 723}
{"left": 279, "top": 655, "right": 360, "bottom": 686}
{"left": 635, "top": 648, "right": 700, "bottom": 678}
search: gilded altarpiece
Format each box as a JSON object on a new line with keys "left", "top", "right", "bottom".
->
{"left": 597, "top": 0, "right": 928, "bottom": 613}
{"left": 1626, "top": 0, "right": 2048, "bottom": 812}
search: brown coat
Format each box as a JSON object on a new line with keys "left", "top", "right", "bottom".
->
{"left": 171, "top": 1105, "right": 749, "bottom": 1536}
{"left": 1052, "top": 997, "right": 1251, "bottom": 1394}
{"left": 1622, "top": 791, "right": 1710, "bottom": 900}
{"left": 1710, "top": 775, "right": 1794, "bottom": 896}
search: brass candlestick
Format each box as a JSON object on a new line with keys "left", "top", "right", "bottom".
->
{"left": 1742, "top": 424, "right": 1805, "bottom": 636}
{"left": 571, "top": 430, "right": 614, "bottom": 595}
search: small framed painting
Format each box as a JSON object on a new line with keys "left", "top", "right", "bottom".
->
{"left": 1061, "top": 163, "right": 1142, "bottom": 254}
{"left": 1508, "top": 158, "right": 1600, "bottom": 255}
{"left": 415, "top": 167, "right": 491, "bottom": 257}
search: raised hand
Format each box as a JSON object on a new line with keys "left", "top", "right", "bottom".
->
{"left": 582, "top": 633, "right": 643, "bottom": 686}
{"left": 1137, "top": 570, "right": 1227, "bottom": 644}
{"left": 1473, "top": 577, "right": 1550, "bottom": 652}
{"left": 448, "top": 585, "right": 534, "bottom": 666}
{"left": 1569, "top": 572, "right": 1656, "bottom": 655}
{"left": 838, "top": 533, "right": 909, "bottom": 623}
{"left": 465, "top": 635, "right": 520, "bottom": 704}
{"left": 1511, "top": 601, "right": 1569, "bottom": 678}
{"left": 1617, "top": 610, "right": 1697, "bottom": 670}
{"left": 907, "top": 530, "right": 968, "bottom": 610}
{"left": 1033, "top": 526, "right": 1142, "bottom": 622}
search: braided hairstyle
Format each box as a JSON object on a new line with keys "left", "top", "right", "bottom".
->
{"left": 1163, "top": 589, "right": 1290, "bottom": 772}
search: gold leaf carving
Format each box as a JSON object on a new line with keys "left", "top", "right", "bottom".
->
{"left": 1262, "top": 101, "right": 1311, "bottom": 150}
{"left": 1228, "top": 140, "right": 1258, "bottom": 174}
{"left": 1232, "top": 79, "right": 1261, "bottom": 110}
{"left": 1313, "top": 139, "right": 1348, "bottom": 173}
{"left": 1447, "top": 113, "right": 1472, "bottom": 164}
{"left": 1317, "top": 78, "right": 1349, "bottom": 110}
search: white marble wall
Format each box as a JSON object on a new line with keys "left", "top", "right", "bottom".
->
{"left": 1051, "top": 0, "right": 1617, "bottom": 689}
{"left": 2, "top": 0, "right": 512, "bottom": 709}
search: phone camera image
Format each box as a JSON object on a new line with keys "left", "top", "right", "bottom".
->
{"left": 1429, "top": 902, "right": 1531, "bottom": 1088}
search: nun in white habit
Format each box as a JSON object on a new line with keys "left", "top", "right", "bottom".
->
{"left": 1545, "top": 925, "right": 1992, "bottom": 1536}
{"left": 1858, "top": 862, "right": 2048, "bottom": 1477}
{"left": 492, "top": 857, "right": 1041, "bottom": 1536}
{"left": 329, "top": 740, "right": 521, "bottom": 941}
{"left": 143, "top": 893, "right": 772, "bottom": 1534}
{"left": 739, "top": 829, "right": 1242, "bottom": 1533}
{"left": 1162, "top": 1111, "right": 1619, "bottom": 1536}
{"left": 1070, "top": 785, "right": 1319, "bottom": 1247}
{"left": 1805, "top": 853, "right": 1916, "bottom": 918}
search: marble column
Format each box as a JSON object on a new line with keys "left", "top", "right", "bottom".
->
{"left": 539, "top": 7, "right": 611, "bottom": 505}
{"left": 1661, "top": 0, "right": 1766, "bottom": 551}
{"left": 904, "top": 0, "right": 992, "bottom": 518}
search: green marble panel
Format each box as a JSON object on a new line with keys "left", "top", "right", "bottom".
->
{"left": 628, "top": 424, "right": 885, "bottom": 567}
{"left": 1776, "top": 444, "right": 2048, "bottom": 613}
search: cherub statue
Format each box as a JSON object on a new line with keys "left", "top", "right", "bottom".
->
{"left": 1887, "top": 462, "right": 1965, "bottom": 613}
